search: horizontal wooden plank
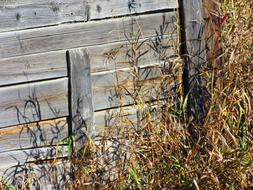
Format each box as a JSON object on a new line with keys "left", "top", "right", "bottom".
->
{"left": 2, "top": 160, "right": 71, "bottom": 190}
{"left": 0, "top": 118, "right": 68, "bottom": 153}
{"left": 89, "top": 0, "right": 178, "bottom": 20}
{"left": 0, "top": 36, "right": 176, "bottom": 87}
{"left": 0, "top": 0, "right": 88, "bottom": 32}
{"left": 88, "top": 38, "right": 177, "bottom": 73}
{"left": 0, "top": 78, "right": 68, "bottom": 128}
{"left": 0, "top": 146, "right": 70, "bottom": 176}
{"left": 92, "top": 64, "right": 165, "bottom": 110}
{"left": 94, "top": 101, "right": 165, "bottom": 134}
{"left": 0, "top": 12, "right": 177, "bottom": 59}
{"left": 0, "top": 51, "right": 67, "bottom": 86}
{"left": 94, "top": 105, "right": 137, "bottom": 134}
{"left": 0, "top": 0, "right": 178, "bottom": 32}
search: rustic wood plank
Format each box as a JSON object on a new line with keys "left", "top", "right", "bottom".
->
{"left": 94, "top": 101, "right": 165, "bottom": 134}
{"left": 92, "top": 64, "right": 165, "bottom": 110}
{"left": 1, "top": 160, "right": 71, "bottom": 190}
{"left": 88, "top": 37, "right": 177, "bottom": 73}
{"left": 0, "top": 37, "right": 176, "bottom": 87}
{"left": 0, "top": 78, "right": 68, "bottom": 128}
{"left": 0, "top": 118, "right": 68, "bottom": 153}
{"left": 94, "top": 105, "right": 137, "bottom": 134}
{"left": 88, "top": 0, "right": 178, "bottom": 20}
{"left": 69, "top": 48, "right": 94, "bottom": 150}
{"left": 0, "top": 0, "right": 88, "bottom": 32}
{"left": 0, "top": 51, "right": 67, "bottom": 86}
{"left": 0, "top": 12, "right": 177, "bottom": 59}
{"left": 0, "top": 146, "right": 69, "bottom": 176}
{"left": 180, "top": 0, "right": 207, "bottom": 123}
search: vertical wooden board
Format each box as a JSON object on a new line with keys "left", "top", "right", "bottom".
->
{"left": 88, "top": 0, "right": 178, "bottom": 20}
{"left": 69, "top": 48, "right": 94, "bottom": 150}
{"left": 180, "top": 0, "right": 207, "bottom": 122}
{"left": 0, "top": 0, "right": 88, "bottom": 32}
{"left": 202, "top": 0, "right": 222, "bottom": 68}
{"left": 0, "top": 78, "right": 68, "bottom": 128}
{"left": 0, "top": 118, "right": 68, "bottom": 153}
{"left": 0, "top": 51, "right": 67, "bottom": 86}
{"left": 0, "top": 12, "right": 177, "bottom": 59}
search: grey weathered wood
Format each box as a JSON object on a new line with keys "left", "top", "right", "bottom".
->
{"left": 88, "top": 37, "right": 177, "bottom": 73}
{"left": 180, "top": 0, "right": 207, "bottom": 122}
{"left": 88, "top": 0, "right": 178, "bottom": 20}
{"left": 0, "top": 0, "right": 88, "bottom": 32}
{"left": 0, "top": 37, "right": 176, "bottom": 87}
{"left": 0, "top": 78, "right": 68, "bottom": 128}
{"left": 94, "top": 105, "right": 138, "bottom": 134}
{"left": 92, "top": 64, "right": 164, "bottom": 110}
{"left": 0, "top": 12, "right": 177, "bottom": 59}
{"left": 0, "top": 146, "right": 69, "bottom": 175}
{"left": 69, "top": 48, "right": 94, "bottom": 150}
{"left": 94, "top": 101, "right": 165, "bottom": 134}
{"left": 1, "top": 160, "right": 71, "bottom": 190}
{"left": 0, "top": 0, "right": 178, "bottom": 32}
{"left": 0, "top": 51, "right": 67, "bottom": 86}
{"left": 0, "top": 118, "right": 68, "bottom": 153}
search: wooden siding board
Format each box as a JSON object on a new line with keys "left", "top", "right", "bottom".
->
{"left": 0, "top": 78, "right": 68, "bottom": 128}
{"left": 88, "top": 0, "right": 178, "bottom": 20}
{"left": 0, "top": 51, "right": 67, "bottom": 86}
{"left": 0, "top": 0, "right": 88, "bottom": 32}
{"left": 0, "top": 0, "right": 178, "bottom": 32}
{"left": 0, "top": 148, "right": 69, "bottom": 178}
{"left": 0, "top": 12, "right": 177, "bottom": 59}
{"left": 88, "top": 38, "right": 177, "bottom": 73}
{"left": 181, "top": 0, "right": 207, "bottom": 122}
{"left": 92, "top": 64, "right": 164, "bottom": 110}
{"left": 69, "top": 48, "right": 95, "bottom": 150}
{"left": 1, "top": 160, "right": 71, "bottom": 190}
{"left": 0, "top": 37, "right": 176, "bottom": 87}
{"left": 0, "top": 118, "right": 68, "bottom": 153}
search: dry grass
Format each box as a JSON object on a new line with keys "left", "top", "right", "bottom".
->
{"left": 1, "top": 0, "right": 252, "bottom": 189}
{"left": 71, "top": 0, "right": 253, "bottom": 189}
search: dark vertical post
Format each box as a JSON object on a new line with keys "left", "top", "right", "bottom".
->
{"left": 68, "top": 48, "right": 94, "bottom": 150}
{"left": 179, "top": 0, "right": 208, "bottom": 124}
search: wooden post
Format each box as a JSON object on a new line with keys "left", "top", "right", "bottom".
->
{"left": 179, "top": 0, "right": 208, "bottom": 124}
{"left": 68, "top": 48, "right": 94, "bottom": 150}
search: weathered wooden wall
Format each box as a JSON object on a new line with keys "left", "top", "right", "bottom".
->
{"left": 0, "top": 0, "right": 196, "bottom": 188}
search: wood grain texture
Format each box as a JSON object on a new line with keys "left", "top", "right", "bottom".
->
{"left": 1, "top": 160, "right": 71, "bottom": 189}
{"left": 0, "top": 78, "right": 68, "bottom": 128}
{"left": 0, "top": 0, "right": 88, "bottom": 32}
{"left": 94, "top": 105, "right": 137, "bottom": 134}
{"left": 0, "top": 37, "right": 176, "bottom": 87}
{"left": 88, "top": 38, "right": 177, "bottom": 73}
{"left": 0, "top": 12, "right": 177, "bottom": 59}
{"left": 69, "top": 48, "right": 94, "bottom": 149}
{"left": 88, "top": 0, "right": 178, "bottom": 20}
{"left": 0, "top": 118, "right": 68, "bottom": 153}
{"left": 0, "top": 51, "right": 67, "bottom": 86}
{"left": 92, "top": 64, "right": 164, "bottom": 110}
{"left": 0, "top": 146, "right": 69, "bottom": 176}
{"left": 0, "top": 0, "right": 178, "bottom": 32}
{"left": 94, "top": 101, "right": 165, "bottom": 134}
